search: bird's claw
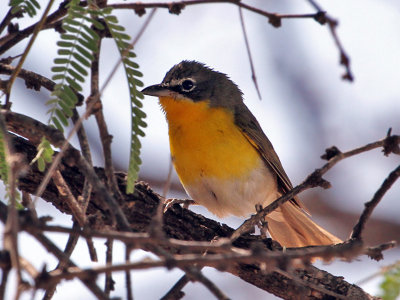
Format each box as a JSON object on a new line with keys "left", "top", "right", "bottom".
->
{"left": 163, "top": 198, "right": 196, "bottom": 213}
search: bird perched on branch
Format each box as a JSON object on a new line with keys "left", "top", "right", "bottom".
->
{"left": 142, "top": 61, "right": 341, "bottom": 247}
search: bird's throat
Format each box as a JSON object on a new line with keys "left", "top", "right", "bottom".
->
{"left": 158, "top": 96, "right": 262, "bottom": 185}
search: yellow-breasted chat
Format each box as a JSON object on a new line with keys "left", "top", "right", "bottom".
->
{"left": 142, "top": 61, "right": 341, "bottom": 247}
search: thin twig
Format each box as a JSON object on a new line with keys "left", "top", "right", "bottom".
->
{"left": 238, "top": 7, "right": 261, "bottom": 100}
{"left": 52, "top": 170, "right": 86, "bottom": 227}
{"left": 98, "top": 6, "right": 156, "bottom": 97}
{"left": 306, "top": 0, "right": 353, "bottom": 81}
{"left": 0, "top": 259, "right": 11, "bottom": 300}
{"left": 33, "top": 99, "right": 95, "bottom": 202}
{"left": 21, "top": 191, "right": 38, "bottom": 221}
{"left": 160, "top": 274, "right": 188, "bottom": 300}
{"left": 104, "top": 239, "right": 114, "bottom": 296}
{"left": 109, "top": 1, "right": 318, "bottom": 22}
{"left": 42, "top": 222, "right": 80, "bottom": 300}
{"left": 91, "top": 36, "right": 123, "bottom": 201}
{"left": 0, "top": 8, "right": 19, "bottom": 36}
{"left": 71, "top": 108, "right": 92, "bottom": 165}
{"left": 125, "top": 248, "right": 134, "bottom": 300}
{"left": 108, "top": 0, "right": 353, "bottom": 81}
{"left": 31, "top": 224, "right": 230, "bottom": 252}
{"left": 132, "top": 8, "right": 157, "bottom": 46}
{"left": 351, "top": 164, "right": 400, "bottom": 240}
{"left": 0, "top": 63, "right": 85, "bottom": 101}
{"left": 71, "top": 108, "right": 97, "bottom": 262}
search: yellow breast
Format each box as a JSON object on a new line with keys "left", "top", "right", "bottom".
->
{"left": 159, "top": 96, "right": 261, "bottom": 186}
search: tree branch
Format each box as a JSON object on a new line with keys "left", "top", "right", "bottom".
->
{"left": 2, "top": 129, "right": 385, "bottom": 299}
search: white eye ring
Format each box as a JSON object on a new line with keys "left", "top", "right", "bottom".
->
{"left": 180, "top": 78, "right": 196, "bottom": 92}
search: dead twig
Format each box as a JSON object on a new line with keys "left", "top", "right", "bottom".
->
{"left": 238, "top": 7, "right": 261, "bottom": 100}
{"left": 52, "top": 170, "right": 86, "bottom": 227}
{"left": 125, "top": 248, "right": 134, "bottom": 300}
{"left": 160, "top": 274, "right": 188, "bottom": 300}
{"left": 91, "top": 36, "right": 123, "bottom": 202}
{"left": 104, "top": 239, "right": 114, "bottom": 296}
{"left": 109, "top": 0, "right": 321, "bottom": 26}
{"left": 71, "top": 108, "right": 97, "bottom": 262}
{"left": 351, "top": 164, "right": 400, "bottom": 240}
{"left": 306, "top": 0, "right": 353, "bottom": 81}
{"left": 42, "top": 222, "right": 80, "bottom": 300}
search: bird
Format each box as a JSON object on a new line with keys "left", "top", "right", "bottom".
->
{"left": 141, "top": 60, "right": 341, "bottom": 247}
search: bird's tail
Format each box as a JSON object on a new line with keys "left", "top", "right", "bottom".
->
{"left": 266, "top": 202, "right": 341, "bottom": 247}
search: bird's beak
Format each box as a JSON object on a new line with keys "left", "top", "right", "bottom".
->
{"left": 141, "top": 84, "right": 172, "bottom": 97}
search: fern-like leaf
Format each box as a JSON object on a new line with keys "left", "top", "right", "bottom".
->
{"left": 34, "top": 0, "right": 102, "bottom": 171}
{"left": 9, "top": 0, "right": 41, "bottom": 18}
{"left": 100, "top": 8, "right": 146, "bottom": 194}
{"left": 47, "top": 0, "right": 102, "bottom": 133}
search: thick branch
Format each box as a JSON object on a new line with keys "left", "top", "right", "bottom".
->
{"left": 7, "top": 132, "right": 378, "bottom": 300}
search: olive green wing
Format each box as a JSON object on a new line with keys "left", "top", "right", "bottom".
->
{"left": 234, "top": 103, "right": 305, "bottom": 209}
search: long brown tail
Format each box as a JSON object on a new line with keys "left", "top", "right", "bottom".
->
{"left": 266, "top": 202, "right": 342, "bottom": 247}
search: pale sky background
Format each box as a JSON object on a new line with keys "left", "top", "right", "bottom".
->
{"left": 1, "top": 0, "right": 400, "bottom": 299}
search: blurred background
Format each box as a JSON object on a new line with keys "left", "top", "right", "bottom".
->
{"left": 1, "top": 0, "right": 399, "bottom": 299}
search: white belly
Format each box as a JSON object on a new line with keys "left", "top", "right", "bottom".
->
{"left": 183, "top": 159, "right": 279, "bottom": 218}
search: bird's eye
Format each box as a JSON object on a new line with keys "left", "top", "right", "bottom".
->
{"left": 181, "top": 79, "right": 195, "bottom": 91}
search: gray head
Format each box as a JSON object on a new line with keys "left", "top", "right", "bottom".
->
{"left": 141, "top": 61, "right": 243, "bottom": 110}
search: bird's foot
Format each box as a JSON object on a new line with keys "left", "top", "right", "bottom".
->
{"left": 163, "top": 198, "right": 196, "bottom": 212}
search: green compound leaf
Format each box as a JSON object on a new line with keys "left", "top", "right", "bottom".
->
{"left": 47, "top": 0, "right": 100, "bottom": 135}
{"left": 10, "top": 0, "right": 41, "bottom": 18}
{"left": 99, "top": 8, "right": 146, "bottom": 194}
